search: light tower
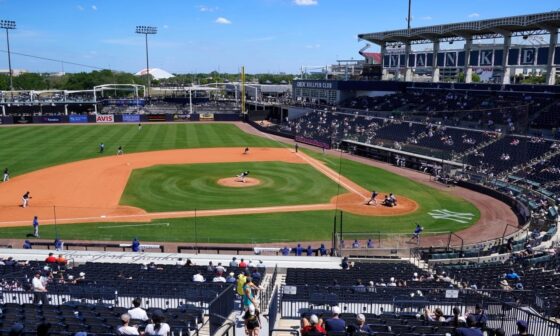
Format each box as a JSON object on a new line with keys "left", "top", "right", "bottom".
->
{"left": 0, "top": 19, "right": 16, "bottom": 91}
{"left": 135, "top": 25, "right": 157, "bottom": 98}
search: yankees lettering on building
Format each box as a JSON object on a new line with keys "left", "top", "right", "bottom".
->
{"left": 383, "top": 45, "right": 559, "bottom": 69}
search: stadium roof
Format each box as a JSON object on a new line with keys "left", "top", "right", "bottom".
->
{"left": 359, "top": 11, "right": 560, "bottom": 45}
{"left": 135, "top": 68, "right": 174, "bottom": 80}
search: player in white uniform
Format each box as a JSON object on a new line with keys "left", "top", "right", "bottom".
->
{"left": 236, "top": 171, "right": 250, "bottom": 183}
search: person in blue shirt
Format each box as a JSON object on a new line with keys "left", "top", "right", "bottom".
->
{"left": 319, "top": 244, "right": 327, "bottom": 256}
{"left": 295, "top": 244, "right": 303, "bottom": 256}
{"left": 352, "top": 240, "right": 360, "bottom": 248}
{"left": 324, "top": 306, "right": 346, "bottom": 332}
{"left": 131, "top": 238, "right": 141, "bottom": 252}
{"left": 456, "top": 315, "right": 483, "bottom": 336}
{"left": 367, "top": 239, "right": 374, "bottom": 248}
{"left": 251, "top": 268, "right": 262, "bottom": 284}
{"left": 54, "top": 238, "right": 63, "bottom": 251}
{"left": 505, "top": 269, "right": 521, "bottom": 281}
{"left": 306, "top": 245, "right": 313, "bottom": 256}
{"left": 281, "top": 246, "right": 290, "bottom": 256}
{"left": 22, "top": 240, "right": 32, "bottom": 249}
{"left": 32, "top": 216, "right": 39, "bottom": 237}
{"left": 410, "top": 224, "right": 423, "bottom": 243}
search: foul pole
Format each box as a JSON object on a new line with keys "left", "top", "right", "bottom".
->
{"left": 241, "top": 66, "right": 246, "bottom": 114}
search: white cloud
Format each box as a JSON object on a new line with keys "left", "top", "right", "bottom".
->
{"left": 467, "top": 12, "right": 480, "bottom": 18}
{"left": 215, "top": 17, "right": 232, "bottom": 25}
{"left": 76, "top": 5, "right": 84, "bottom": 11}
{"left": 91, "top": 5, "right": 97, "bottom": 11}
{"left": 420, "top": 16, "right": 432, "bottom": 20}
{"left": 305, "top": 44, "right": 321, "bottom": 49}
{"left": 198, "top": 5, "right": 218, "bottom": 12}
{"left": 294, "top": 0, "right": 318, "bottom": 5}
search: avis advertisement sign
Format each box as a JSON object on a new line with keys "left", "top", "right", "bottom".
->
{"left": 95, "top": 114, "right": 114, "bottom": 123}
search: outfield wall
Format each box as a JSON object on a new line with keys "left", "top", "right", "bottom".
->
{"left": 0, "top": 113, "right": 241, "bottom": 125}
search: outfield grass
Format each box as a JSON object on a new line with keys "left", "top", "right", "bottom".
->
{"left": 0, "top": 123, "right": 280, "bottom": 177}
{"left": 0, "top": 123, "right": 481, "bottom": 243}
{"left": 121, "top": 162, "right": 344, "bottom": 212}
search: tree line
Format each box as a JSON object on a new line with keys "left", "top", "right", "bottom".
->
{"left": 0, "top": 70, "right": 296, "bottom": 91}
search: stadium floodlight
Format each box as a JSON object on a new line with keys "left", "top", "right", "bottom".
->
{"left": 1, "top": 19, "right": 16, "bottom": 91}
{"left": 135, "top": 25, "right": 157, "bottom": 98}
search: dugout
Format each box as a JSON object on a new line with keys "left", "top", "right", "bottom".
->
{"left": 340, "top": 139, "right": 464, "bottom": 177}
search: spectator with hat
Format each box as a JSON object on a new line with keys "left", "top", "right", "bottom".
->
{"left": 301, "top": 314, "right": 326, "bottom": 336}
{"left": 323, "top": 306, "right": 346, "bottom": 332}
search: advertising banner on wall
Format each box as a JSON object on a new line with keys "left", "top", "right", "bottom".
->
{"left": 38, "top": 116, "right": 66, "bottom": 123}
{"left": 95, "top": 114, "right": 114, "bottom": 123}
{"left": 122, "top": 114, "right": 141, "bottom": 123}
{"left": 146, "top": 114, "right": 167, "bottom": 122}
{"left": 13, "top": 116, "right": 33, "bottom": 124}
{"left": 69, "top": 115, "right": 89, "bottom": 123}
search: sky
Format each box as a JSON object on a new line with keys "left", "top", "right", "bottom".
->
{"left": 0, "top": 0, "right": 559, "bottom": 74}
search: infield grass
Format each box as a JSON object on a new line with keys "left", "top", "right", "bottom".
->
{"left": 120, "top": 161, "right": 344, "bottom": 212}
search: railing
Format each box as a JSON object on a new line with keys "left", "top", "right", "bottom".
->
{"left": 208, "top": 284, "right": 235, "bottom": 336}
{"left": 258, "top": 265, "right": 278, "bottom": 313}
{"left": 268, "top": 287, "right": 280, "bottom": 332}
{"left": 29, "top": 240, "right": 165, "bottom": 253}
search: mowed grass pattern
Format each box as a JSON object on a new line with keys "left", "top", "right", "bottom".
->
{"left": 0, "top": 123, "right": 280, "bottom": 178}
{"left": 0, "top": 123, "right": 481, "bottom": 243}
{"left": 120, "top": 162, "right": 344, "bottom": 212}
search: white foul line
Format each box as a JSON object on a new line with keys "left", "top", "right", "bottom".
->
{"left": 97, "top": 222, "right": 170, "bottom": 229}
{"left": 295, "top": 152, "right": 366, "bottom": 198}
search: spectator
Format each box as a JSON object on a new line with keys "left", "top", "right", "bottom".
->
{"left": 144, "top": 309, "right": 170, "bottom": 336}
{"left": 348, "top": 314, "right": 372, "bottom": 334}
{"left": 128, "top": 298, "right": 149, "bottom": 321}
{"left": 318, "top": 244, "right": 327, "bottom": 256}
{"left": 505, "top": 269, "right": 520, "bottom": 281}
{"left": 324, "top": 306, "right": 345, "bottom": 332}
{"left": 352, "top": 240, "right": 360, "bottom": 248}
{"left": 367, "top": 239, "right": 374, "bottom": 248}
{"left": 213, "top": 272, "right": 226, "bottom": 283}
{"left": 8, "top": 323, "right": 24, "bottom": 336}
{"left": 446, "top": 307, "right": 466, "bottom": 327}
{"left": 424, "top": 307, "right": 445, "bottom": 322}
{"left": 242, "top": 277, "right": 258, "bottom": 311}
{"left": 251, "top": 268, "right": 262, "bottom": 284}
{"left": 306, "top": 245, "right": 313, "bottom": 256}
{"left": 215, "top": 262, "right": 226, "bottom": 274}
{"left": 301, "top": 314, "right": 326, "bottom": 336}
{"left": 494, "top": 329, "right": 506, "bottom": 336}
{"left": 353, "top": 279, "right": 366, "bottom": 292}
{"left": 229, "top": 257, "right": 238, "bottom": 267}
{"left": 513, "top": 320, "right": 530, "bottom": 336}
{"left": 131, "top": 238, "right": 140, "bottom": 252}
{"left": 54, "top": 238, "right": 63, "bottom": 251}
{"left": 32, "top": 271, "right": 47, "bottom": 304}
{"left": 192, "top": 271, "right": 205, "bottom": 283}
{"left": 341, "top": 257, "right": 350, "bottom": 270}
{"left": 455, "top": 314, "right": 483, "bottom": 336}
{"left": 45, "top": 253, "right": 56, "bottom": 264}
{"left": 243, "top": 304, "right": 261, "bottom": 336}
{"left": 281, "top": 246, "right": 290, "bottom": 256}
{"left": 469, "top": 304, "right": 488, "bottom": 329}
{"left": 57, "top": 254, "right": 67, "bottom": 267}
{"left": 236, "top": 273, "right": 247, "bottom": 298}
{"left": 226, "top": 272, "right": 236, "bottom": 284}
{"left": 117, "top": 313, "right": 140, "bottom": 335}
{"left": 295, "top": 244, "right": 303, "bottom": 256}
{"left": 239, "top": 258, "right": 248, "bottom": 268}
{"left": 257, "top": 260, "right": 266, "bottom": 273}
{"left": 207, "top": 261, "right": 215, "bottom": 273}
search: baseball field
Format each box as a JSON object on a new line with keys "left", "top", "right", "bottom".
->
{"left": 0, "top": 123, "right": 485, "bottom": 244}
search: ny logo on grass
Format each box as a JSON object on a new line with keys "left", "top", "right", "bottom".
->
{"left": 428, "top": 209, "right": 475, "bottom": 223}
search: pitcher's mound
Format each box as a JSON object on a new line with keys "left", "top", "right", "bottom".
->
{"left": 217, "top": 177, "right": 261, "bottom": 188}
